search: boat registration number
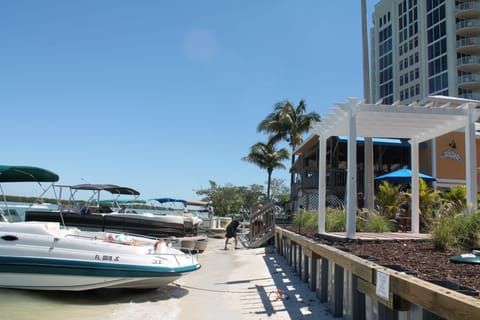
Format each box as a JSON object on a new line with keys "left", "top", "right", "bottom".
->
{"left": 95, "top": 254, "right": 120, "bottom": 262}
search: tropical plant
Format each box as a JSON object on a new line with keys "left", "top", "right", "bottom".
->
{"left": 257, "top": 100, "right": 321, "bottom": 188}
{"left": 242, "top": 139, "right": 289, "bottom": 200}
{"left": 374, "top": 181, "right": 402, "bottom": 220}
{"left": 417, "top": 178, "right": 440, "bottom": 219}
{"left": 439, "top": 185, "right": 467, "bottom": 213}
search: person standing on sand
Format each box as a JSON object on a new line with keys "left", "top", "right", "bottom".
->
{"left": 224, "top": 218, "right": 243, "bottom": 250}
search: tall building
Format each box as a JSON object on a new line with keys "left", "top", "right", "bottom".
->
{"left": 371, "top": 0, "right": 480, "bottom": 105}
{"left": 370, "top": 0, "right": 480, "bottom": 188}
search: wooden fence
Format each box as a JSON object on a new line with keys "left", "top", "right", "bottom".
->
{"left": 275, "top": 226, "right": 480, "bottom": 320}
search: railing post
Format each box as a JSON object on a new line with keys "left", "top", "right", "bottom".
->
{"left": 310, "top": 256, "right": 318, "bottom": 292}
{"left": 320, "top": 258, "right": 329, "bottom": 303}
{"left": 334, "top": 264, "right": 345, "bottom": 317}
{"left": 352, "top": 275, "right": 366, "bottom": 320}
{"left": 303, "top": 255, "right": 310, "bottom": 283}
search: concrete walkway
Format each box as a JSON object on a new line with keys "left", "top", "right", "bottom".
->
{"left": 170, "top": 237, "right": 336, "bottom": 320}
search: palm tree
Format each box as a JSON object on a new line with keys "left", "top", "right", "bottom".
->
{"left": 242, "top": 140, "right": 289, "bottom": 200}
{"left": 257, "top": 100, "right": 321, "bottom": 188}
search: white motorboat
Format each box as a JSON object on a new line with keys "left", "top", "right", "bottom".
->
{"left": 205, "top": 216, "right": 232, "bottom": 238}
{"left": 25, "top": 186, "right": 203, "bottom": 240}
{"left": 0, "top": 165, "right": 200, "bottom": 291}
{"left": 185, "top": 200, "right": 232, "bottom": 238}
{"left": 0, "top": 221, "right": 200, "bottom": 291}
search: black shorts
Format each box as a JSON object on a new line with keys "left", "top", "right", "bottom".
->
{"left": 226, "top": 228, "right": 236, "bottom": 238}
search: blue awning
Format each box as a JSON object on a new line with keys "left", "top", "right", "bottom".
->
{"left": 337, "top": 136, "right": 411, "bottom": 147}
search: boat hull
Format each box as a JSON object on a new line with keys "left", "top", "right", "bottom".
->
{"left": 25, "top": 210, "right": 199, "bottom": 238}
{"left": 0, "top": 222, "right": 201, "bottom": 291}
{"left": 0, "top": 273, "right": 140, "bottom": 291}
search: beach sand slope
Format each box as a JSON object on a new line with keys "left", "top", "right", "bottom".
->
{"left": 170, "top": 237, "right": 336, "bottom": 320}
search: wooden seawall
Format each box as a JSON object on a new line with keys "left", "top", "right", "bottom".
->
{"left": 275, "top": 226, "right": 480, "bottom": 320}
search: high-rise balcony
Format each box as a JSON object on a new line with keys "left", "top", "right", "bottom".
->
{"left": 457, "top": 56, "right": 480, "bottom": 72}
{"left": 458, "top": 92, "right": 480, "bottom": 101}
{"left": 458, "top": 74, "right": 480, "bottom": 89}
{"left": 456, "top": 19, "right": 480, "bottom": 37}
{"left": 457, "top": 37, "right": 480, "bottom": 55}
{"left": 455, "top": 2, "right": 480, "bottom": 20}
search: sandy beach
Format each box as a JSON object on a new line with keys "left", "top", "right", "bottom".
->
{"left": 166, "top": 237, "right": 335, "bottom": 320}
{"left": 1, "top": 237, "right": 335, "bottom": 320}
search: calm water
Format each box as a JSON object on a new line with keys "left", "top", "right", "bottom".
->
{"left": 0, "top": 286, "right": 187, "bottom": 320}
{"left": 0, "top": 202, "right": 192, "bottom": 320}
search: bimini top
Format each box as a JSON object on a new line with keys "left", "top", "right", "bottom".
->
{"left": 98, "top": 198, "right": 147, "bottom": 205}
{"left": 0, "top": 165, "right": 59, "bottom": 183}
{"left": 150, "top": 197, "right": 187, "bottom": 204}
{"left": 70, "top": 184, "right": 140, "bottom": 195}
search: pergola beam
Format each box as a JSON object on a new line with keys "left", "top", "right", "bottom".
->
{"left": 313, "top": 96, "right": 480, "bottom": 239}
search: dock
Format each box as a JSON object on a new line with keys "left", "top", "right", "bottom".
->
{"left": 170, "top": 237, "right": 335, "bottom": 320}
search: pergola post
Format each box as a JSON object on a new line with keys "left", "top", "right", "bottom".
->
{"left": 410, "top": 139, "right": 420, "bottom": 233}
{"left": 364, "top": 140, "right": 374, "bottom": 212}
{"left": 346, "top": 100, "right": 358, "bottom": 239}
{"left": 318, "top": 135, "right": 327, "bottom": 234}
{"left": 465, "top": 104, "right": 478, "bottom": 209}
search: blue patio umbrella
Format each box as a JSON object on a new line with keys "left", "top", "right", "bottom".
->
{"left": 375, "top": 168, "right": 436, "bottom": 184}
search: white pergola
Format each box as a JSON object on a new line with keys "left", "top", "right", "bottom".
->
{"left": 313, "top": 96, "right": 480, "bottom": 238}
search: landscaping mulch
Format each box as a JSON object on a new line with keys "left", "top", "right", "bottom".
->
{"left": 281, "top": 225, "right": 480, "bottom": 295}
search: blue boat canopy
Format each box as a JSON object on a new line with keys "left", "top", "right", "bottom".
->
{"left": 150, "top": 197, "right": 187, "bottom": 204}
{"left": 0, "top": 165, "right": 59, "bottom": 183}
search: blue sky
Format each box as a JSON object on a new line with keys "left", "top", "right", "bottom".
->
{"left": 0, "top": 0, "right": 377, "bottom": 201}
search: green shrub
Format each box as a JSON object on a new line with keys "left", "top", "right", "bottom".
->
{"left": 325, "top": 207, "right": 346, "bottom": 232}
{"left": 430, "top": 210, "right": 480, "bottom": 251}
{"left": 363, "top": 212, "right": 392, "bottom": 232}
{"left": 430, "top": 214, "right": 456, "bottom": 251}
{"left": 292, "top": 210, "right": 318, "bottom": 232}
{"left": 293, "top": 208, "right": 392, "bottom": 233}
